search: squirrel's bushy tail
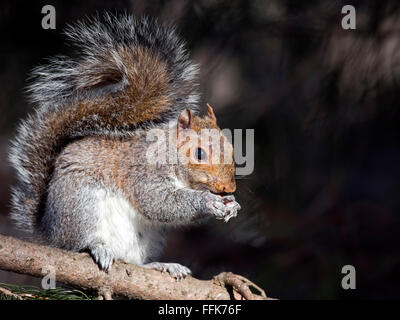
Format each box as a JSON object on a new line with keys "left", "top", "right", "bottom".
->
{"left": 9, "top": 13, "right": 199, "bottom": 232}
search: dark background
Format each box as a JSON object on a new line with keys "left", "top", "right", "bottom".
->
{"left": 1, "top": 0, "right": 399, "bottom": 299}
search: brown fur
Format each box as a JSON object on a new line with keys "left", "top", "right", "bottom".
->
{"left": 76, "top": 46, "right": 172, "bottom": 126}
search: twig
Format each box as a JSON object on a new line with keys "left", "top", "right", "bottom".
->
{"left": 0, "top": 286, "right": 23, "bottom": 300}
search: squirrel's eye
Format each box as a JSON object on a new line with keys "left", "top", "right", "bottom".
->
{"left": 195, "top": 147, "right": 207, "bottom": 162}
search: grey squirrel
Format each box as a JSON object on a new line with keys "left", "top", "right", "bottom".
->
{"left": 9, "top": 13, "right": 240, "bottom": 278}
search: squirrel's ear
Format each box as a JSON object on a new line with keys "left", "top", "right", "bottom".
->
{"left": 76, "top": 58, "right": 126, "bottom": 93}
{"left": 178, "top": 109, "right": 193, "bottom": 130}
{"left": 206, "top": 103, "right": 217, "bottom": 124}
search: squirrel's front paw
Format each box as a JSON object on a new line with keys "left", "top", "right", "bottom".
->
{"left": 202, "top": 192, "right": 241, "bottom": 222}
{"left": 222, "top": 196, "right": 241, "bottom": 222}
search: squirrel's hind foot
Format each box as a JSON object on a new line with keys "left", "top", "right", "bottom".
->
{"left": 142, "top": 262, "right": 192, "bottom": 279}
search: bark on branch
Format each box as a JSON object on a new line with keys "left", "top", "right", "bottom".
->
{"left": 0, "top": 234, "right": 272, "bottom": 300}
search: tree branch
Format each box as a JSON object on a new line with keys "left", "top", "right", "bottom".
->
{"left": 0, "top": 234, "right": 272, "bottom": 300}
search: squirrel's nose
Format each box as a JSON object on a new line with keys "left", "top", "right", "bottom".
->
{"left": 218, "top": 180, "right": 236, "bottom": 193}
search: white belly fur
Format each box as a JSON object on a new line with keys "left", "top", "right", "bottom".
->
{"left": 94, "top": 188, "right": 164, "bottom": 265}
